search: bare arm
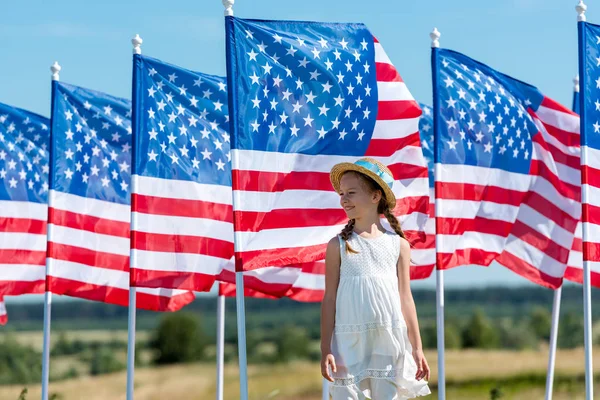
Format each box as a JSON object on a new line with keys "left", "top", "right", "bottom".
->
{"left": 321, "top": 237, "right": 341, "bottom": 354}
{"left": 397, "top": 238, "right": 430, "bottom": 381}
{"left": 320, "top": 237, "right": 341, "bottom": 381}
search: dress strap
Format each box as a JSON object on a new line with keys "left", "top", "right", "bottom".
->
{"left": 337, "top": 234, "right": 346, "bottom": 260}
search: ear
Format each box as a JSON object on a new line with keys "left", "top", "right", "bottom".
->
{"left": 372, "top": 190, "right": 382, "bottom": 204}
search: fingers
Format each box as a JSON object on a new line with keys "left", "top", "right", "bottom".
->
{"left": 322, "top": 356, "right": 336, "bottom": 382}
{"left": 330, "top": 356, "right": 337, "bottom": 374}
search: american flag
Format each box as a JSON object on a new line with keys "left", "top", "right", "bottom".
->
{"left": 225, "top": 18, "right": 429, "bottom": 271}
{"left": 0, "top": 296, "right": 7, "bottom": 325}
{"left": 434, "top": 49, "right": 580, "bottom": 289}
{"left": 0, "top": 102, "right": 49, "bottom": 296}
{"left": 575, "top": 22, "right": 600, "bottom": 288}
{"left": 130, "top": 54, "right": 232, "bottom": 292}
{"left": 47, "top": 81, "right": 194, "bottom": 311}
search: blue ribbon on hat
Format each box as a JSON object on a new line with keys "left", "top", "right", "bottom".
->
{"left": 354, "top": 160, "right": 394, "bottom": 188}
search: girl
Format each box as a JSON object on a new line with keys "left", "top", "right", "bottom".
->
{"left": 321, "top": 157, "right": 431, "bottom": 399}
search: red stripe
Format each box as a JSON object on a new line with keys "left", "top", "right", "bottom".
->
{"left": 540, "top": 97, "right": 577, "bottom": 116}
{"left": 132, "top": 194, "right": 232, "bottom": 222}
{"left": 218, "top": 269, "right": 296, "bottom": 297}
{"left": 564, "top": 266, "right": 600, "bottom": 287}
{"left": 437, "top": 248, "right": 497, "bottom": 270}
{"left": 49, "top": 208, "right": 129, "bottom": 238}
{"left": 375, "top": 62, "right": 403, "bottom": 82}
{"left": 582, "top": 164, "right": 600, "bottom": 188}
{"left": 437, "top": 216, "right": 512, "bottom": 237}
{"left": 496, "top": 250, "right": 563, "bottom": 289}
{"left": 0, "top": 218, "right": 46, "bottom": 234}
{"left": 131, "top": 231, "right": 233, "bottom": 259}
{"left": 572, "top": 237, "right": 583, "bottom": 252}
{"left": 47, "top": 242, "right": 129, "bottom": 272}
{"left": 542, "top": 122, "right": 580, "bottom": 149}
{"left": 286, "top": 287, "right": 324, "bottom": 302}
{"left": 523, "top": 191, "right": 579, "bottom": 233}
{"left": 131, "top": 268, "right": 216, "bottom": 292}
{"left": 0, "top": 279, "right": 44, "bottom": 296}
{"left": 47, "top": 276, "right": 194, "bottom": 311}
{"left": 436, "top": 181, "right": 526, "bottom": 205}
{"left": 583, "top": 240, "right": 600, "bottom": 263}
{"left": 235, "top": 244, "right": 326, "bottom": 271}
{"left": 510, "top": 220, "right": 570, "bottom": 263}
{"left": 376, "top": 100, "right": 422, "bottom": 120}
{"left": 0, "top": 249, "right": 46, "bottom": 266}
{"left": 234, "top": 195, "right": 428, "bottom": 232}
{"left": 365, "top": 133, "right": 422, "bottom": 157}
{"left": 532, "top": 133, "right": 580, "bottom": 171}
{"left": 410, "top": 264, "right": 434, "bottom": 280}
{"left": 529, "top": 159, "right": 580, "bottom": 201}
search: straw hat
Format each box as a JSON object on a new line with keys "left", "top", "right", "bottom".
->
{"left": 330, "top": 157, "right": 396, "bottom": 209}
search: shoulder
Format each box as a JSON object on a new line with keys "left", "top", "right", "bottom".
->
{"left": 327, "top": 236, "right": 341, "bottom": 250}
{"left": 397, "top": 236, "right": 411, "bottom": 258}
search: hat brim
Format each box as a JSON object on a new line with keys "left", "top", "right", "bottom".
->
{"left": 330, "top": 162, "right": 396, "bottom": 209}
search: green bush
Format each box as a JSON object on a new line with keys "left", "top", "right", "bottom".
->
{"left": 498, "top": 319, "right": 538, "bottom": 350}
{"left": 558, "top": 312, "right": 584, "bottom": 349}
{"left": 275, "top": 325, "right": 310, "bottom": 362}
{"left": 150, "top": 312, "right": 206, "bottom": 364}
{"left": 462, "top": 309, "right": 500, "bottom": 349}
{"left": 89, "top": 347, "right": 125, "bottom": 376}
{"left": 0, "top": 336, "right": 41, "bottom": 385}
{"left": 529, "top": 307, "right": 552, "bottom": 342}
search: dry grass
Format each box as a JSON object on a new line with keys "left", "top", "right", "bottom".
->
{"left": 1, "top": 348, "right": 599, "bottom": 400}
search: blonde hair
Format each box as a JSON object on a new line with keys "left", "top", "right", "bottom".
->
{"left": 339, "top": 171, "right": 407, "bottom": 253}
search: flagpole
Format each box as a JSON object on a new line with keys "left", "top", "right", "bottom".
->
{"left": 544, "top": 286, "right": 562, "bottom": 400}
{"left": 430, "top": 27, "right": 446, "bottom": 400}
{"left": 322, "top": 378, "right": 330, "bottom": 400}
{"left": 576, "top": 3, "right": 595, "bottom": 399}
{"left": 41, "top": 61, "right": 61, "bottom": 400}
{"left": 126, "top": 33, "right": 143, "bottom": 400}
{"left": 216, "top": 289, "right": 226, "bottom": 400}
{"left": 222, "top": 2, "right": 249, "bottom": 399}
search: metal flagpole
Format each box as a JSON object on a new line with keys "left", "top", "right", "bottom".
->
{"left": 545, "top": 74, "right": 580, "bottom": 400}
{"left": 126, "top": 33, "right": 143, "bottom": 400}
{"left": 576, "top": 2, "right": 595, "bottom": 398}
{"left": 41, "top": 61, "right": 62, "bottom": 400}
{"left": 222, "top": 1, "right": 249, "bottom": 399}
{"left": 430, "top": 27, "right": 446, "bottom": 400}
{"left": 544, "top": 286, "right": 562, "bottom": 400}
{"left": 322, "top": 378, "right": 330, "bottom": 400}
{"left": 216, "top": 290, "right": 226, "bottom": 400}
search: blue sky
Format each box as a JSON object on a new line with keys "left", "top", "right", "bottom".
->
{"left": 0, "top": 0, "right": 590, "bottom": 291}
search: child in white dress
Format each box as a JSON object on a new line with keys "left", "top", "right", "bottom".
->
{"left": 321, "top": 157, "right": 431, "bottom": 399}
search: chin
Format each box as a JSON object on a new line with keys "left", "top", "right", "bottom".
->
{"left": 344, "top": 210, "right": 357, "bottom": 219}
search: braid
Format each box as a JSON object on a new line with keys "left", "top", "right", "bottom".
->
{"left": 340, "top": 219, "right": 358, "bottom": 254}
{"left": 382, "top": 205, "right": 407, "bottom": 241}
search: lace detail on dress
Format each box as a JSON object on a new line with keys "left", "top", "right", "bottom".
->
{"left": 334, "top": 319, "right": 405, "bottom": 333}
{"left": 338, "top": 232, "right": 400, "bottom": 278}
{"left": 332, "top": 368, "right": 398, "bottom": 387}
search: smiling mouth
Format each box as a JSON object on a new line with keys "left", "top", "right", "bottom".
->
{"left": 344, "top": 206, "right": 355, "bottom": 211}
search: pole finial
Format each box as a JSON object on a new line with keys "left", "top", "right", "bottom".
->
{"left": 430, "top": 28, "right": 441, "bottom": 48}
{"left": 574, "top": 75, "right": 580, "bottom": 93}
{"left": 223, "top": 0, "right": 234, "bottom": 16}
{"left": 50, "top": 61, "right": 61, "bottom": 82}
{"left": 132, "top": 34, "right": 143, "bottom": 55}
{"left": 577, "top": 1, "right": 587, "bottom": 22}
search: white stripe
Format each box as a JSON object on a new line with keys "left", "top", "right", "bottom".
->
{"left": 582, "top": 222, "right": 600, "bottom": 245}
{"left": 0, "top": 264, "right": 45, "bottom": 281}
{"left": 0, "top": 200, "right": 47, "bottom": 220}
{"left": 502, "top": 235, "right": 566, "bottom": 278}
{"left": 583, "top": 184, "right": 600, "bottom": 208}
{"left": 233, "top": 145, "right": 426, "bottom": 174}
{"left": 48, "top": 258, "right": 129, "bottom": 289}
{"left": 436, "top": 199, "right": 519, "bottom": 222}
{"left": 516, "top": 204, "right": 574, "bottom": 246}
{"left": 567, "top": 249, "right": 582, "bottom": 269}
{"left": 533, "top": 125, "right": 580, "bottom": 168}
{"left": 436, "top": 164, "right": 531, "bottom": 192}
{"left": 376, "top": 81, "right": 413, "bottom": 102}
{"left": 374, "top": 42, "right": 392, "bottom": 65}
{"left": 581, "top": 145, "right": 600, "bottom": 172}
{"left": 529, "top": 176, "right": 580, "bottom": 216}
{"left": 234, "top": 177, "right": 428, "bottom": 213}
{"left": 136, "top": 287, "right": 192, "bottom": 297}
{"left": 437, "top": 231, "right": 505, "bottom": 255}
{"left": 132, "top": 249, "right": 227, "bottom": 275}
{"left": 291, "top": 272, "right": 325, "bottom": 291}
{"left": 132, "top": 212, "right": 233, "bottom": 243}
{"left": 532, "top": 140, "right": 580, "bottom": 187}
{"left": 50, "top": 190, "right": 130, "bottom": 223}
{"left": 235, "top": 224, "right": 345, "bottom": 253}
{"left": 0, "top": 232, "right": 47, "bottom": 251}
{"left": 412, "top": 247, "right": 435, "bottom": 266}
{"left": 536, "top": 105, "right": 579, "bottom": 135}
{"left": 48, "top": 224, "right": 129, "bottom": 256}
{"left": 133, "top": 175, "right": 232, "bottom": 205}
{"left": 242, "top": 266, "right": 301, "bottom": 285}
{"left": 0, "top": 300, "right": 6, "bottom": 317}
{"left": 372, "top": 117, "right": 419, "bottom": 140}
{"left": 582, "top": 260, "right": 600, "bottom": 274}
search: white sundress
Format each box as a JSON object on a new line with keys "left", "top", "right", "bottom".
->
{"left": 330, "top": 231, "right": 431, "bottom": 400}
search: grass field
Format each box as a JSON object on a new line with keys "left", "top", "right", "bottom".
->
{"left": 1, "top": 345, "right": 599, "bottom": 400}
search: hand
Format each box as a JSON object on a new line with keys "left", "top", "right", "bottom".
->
{"left": 413, "top": 349, "right": 430, "bottom": 381}
{"left": 321, "top": 353, "right": 337, "bottom": 382}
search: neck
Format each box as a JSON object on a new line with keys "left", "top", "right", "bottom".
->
{"left": 353, "top": 215, "right": 385, "bottom": 235}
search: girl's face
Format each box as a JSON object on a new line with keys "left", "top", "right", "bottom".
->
{"left": 338, "top": 172, "right": 381, "bottom": 219}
